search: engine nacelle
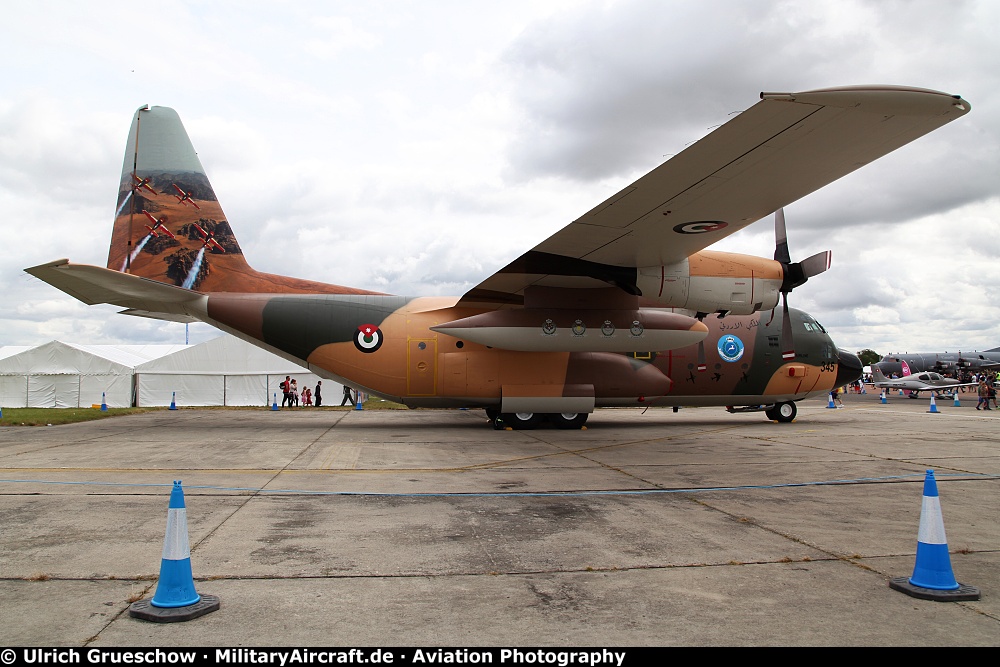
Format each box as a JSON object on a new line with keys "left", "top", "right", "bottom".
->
{"left": 635, "top": 250, "right": 783, "bottom": 315}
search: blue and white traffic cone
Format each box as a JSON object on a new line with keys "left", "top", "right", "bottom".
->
{"left": 271, "top": 392, "right": 279, "bottom": 411}
{"left": 889, "top": 470, "right": 980, "bottom": 601}
{"left": 899, "top": 389, "right": 904, "bottom": 396}
{"left": 827, "top": 393, "right": 837, "bottom": 409}
{"left": 861, "top": 384, "right": 866, "bottom": 394}
{"left": 101, "top": 392, "right": 108, "bottom": 412}
{"left": 881, "top": 390, "right": 887, "bottom": 404}
{"left": 169, "top": 392, "right": 177, "bottom": 410}
{"left": 355, "top": 391, "right": 363, "bottom": 411}
{"left": 129, "top": 481, "right": 220, "bottom": 621}
{"left": 928, "top": 395, "right": 939, "bottom": 413}
{"left": 954, "top": 393, "right": 961, "bottom": 407}
{"left": 151, "top": 481, "right": 200, "bottom": 609}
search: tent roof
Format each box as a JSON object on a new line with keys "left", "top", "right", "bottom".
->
{"left": 0, "top": 346, "right": 33, "bottom": 361}
{"left": 0, "top": 340, "right": 185, "bottom": 375}
{"left": 135, "top": 335, "right": 311, "bottom": 374}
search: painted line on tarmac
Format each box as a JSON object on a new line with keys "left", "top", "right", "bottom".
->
{"left": 0, "top": 472, "right": 996, "bottom": 498}
{"left": 854, "top": 407, "right": 1000, "bottom": 419}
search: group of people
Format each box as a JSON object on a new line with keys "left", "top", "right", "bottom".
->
{"left": 280, "top": 376, "right": 322, "bottom": 407}
{"left": 279, "top": 376, "right": 358, "bottom": 408}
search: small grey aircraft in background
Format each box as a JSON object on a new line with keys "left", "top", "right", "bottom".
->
{"left": 870, "top": 367, "right": 977, "bottom": 398}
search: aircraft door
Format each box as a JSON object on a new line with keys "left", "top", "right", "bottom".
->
{"left": 407, "top": 338, "right": 437, "bottom": 396}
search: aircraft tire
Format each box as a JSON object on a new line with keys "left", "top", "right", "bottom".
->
{"left": 769, "top": 401, "right": 797, "bottom": 423}
{"left": 548, "top": 413, "right": 589, "bottom": 429}
{"left": 501, "top": 412, "right": 542, "bottom": 429}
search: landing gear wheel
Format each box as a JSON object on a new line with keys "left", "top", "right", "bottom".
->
{"left": 485, "top": 407, "right": 500, "bottom": 422}
{"left": 767, "top": 401, "right": 796, "bottom": 423}
{"left": 501, "top": 412, "right": 542, "bottom": 429}
{"left": 548, "top": 413, "right": 589, "bottom": 429}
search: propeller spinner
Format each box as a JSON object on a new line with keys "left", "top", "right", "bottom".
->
{"left": 773, "top": 208, "right": 831, "bottom": 360}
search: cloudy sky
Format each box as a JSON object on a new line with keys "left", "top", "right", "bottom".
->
{"left": 2, "top": 0, "right": 998, "bottom": 358}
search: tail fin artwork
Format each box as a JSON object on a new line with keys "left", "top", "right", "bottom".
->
{"left": 110, "top": 106, "right": 245, "bottom": 289}
{"left": 108, "top": 105, "right": 376, "bottom": 296}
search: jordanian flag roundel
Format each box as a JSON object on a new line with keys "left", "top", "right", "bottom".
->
{"left": 355, "top": 324, "right": 383, "bottom": 353}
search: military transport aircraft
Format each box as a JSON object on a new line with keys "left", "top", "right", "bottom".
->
{"left": 874, "top": 350, "right": 1000, "bottom": 377}
{"left": 870, "top": 366, "right": 976, "bottom": 399}
{"left": 25, "top": 85, "right": 969, "bottom": 428}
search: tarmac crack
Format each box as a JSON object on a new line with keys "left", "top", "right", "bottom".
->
{"left": 187, "top": 417, "right": 347, "bottom": 554}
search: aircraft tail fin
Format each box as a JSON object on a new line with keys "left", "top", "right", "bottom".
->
{"left": 108, "top": 106, "right": 376, "bottom": 296}
{"left": 872, "top": 366, "right": 890, "bottom": 383}
{"left": 109, "top": 105, "right": 255, "bottom": 291}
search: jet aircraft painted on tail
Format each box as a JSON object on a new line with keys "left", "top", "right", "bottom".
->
{"left": 26, "top": 86, "right": 970, "bottom": 428}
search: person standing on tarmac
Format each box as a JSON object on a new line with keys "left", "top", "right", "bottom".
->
{"left": 976, "top": 380, "right": 990, "bottom": 410}
{"left": 280, "top": 376, "right": 291, "bottom": 407}
{"left": 341, "top": 385, "right": 355, "bottom": 406}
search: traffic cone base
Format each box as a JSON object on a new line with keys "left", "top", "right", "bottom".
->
{"left": 889, "top": 578, "right": 980, "bottom": 602}
{"left": 129, "top": 594, "right": 221, "bottom": 623}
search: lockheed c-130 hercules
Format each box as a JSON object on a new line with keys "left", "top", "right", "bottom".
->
{"left": 26, "top": 85, "right": 969, "bottom": 429}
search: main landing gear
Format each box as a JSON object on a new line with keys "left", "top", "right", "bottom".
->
{"left": 764, "top": 401, "right": 797, "bottom": 423}
{"left": 726, "top": 401, "right": 798, "bottom": 422}
{"left": 486, "top": 409, "right": 589, "bottom": 430}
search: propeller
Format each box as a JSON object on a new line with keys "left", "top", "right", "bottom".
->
{"left": 772, "top": 208, "right": 831, "bottom": 361}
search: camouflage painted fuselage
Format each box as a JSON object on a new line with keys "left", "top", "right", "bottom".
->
{"left": 202, "top": 291, "right": 851, "bottom": 409}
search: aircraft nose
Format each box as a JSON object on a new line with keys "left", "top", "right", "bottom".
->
{"left": 835, "top": 349, "right": 863, "bottom": 387}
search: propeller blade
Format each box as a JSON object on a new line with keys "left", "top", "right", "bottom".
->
{"left": 781, "top": 293, "right": 795, "bottom": 361}
{"left": 799, "top": 250, "right": 832, "bottom": 279}
{"left": 773, "top": 208, "right": 790, "bottom": 264}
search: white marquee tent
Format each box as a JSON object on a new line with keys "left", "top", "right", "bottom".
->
{"left": 0, "top": 336, "right": 344, "bottom": 408}
{"left": 0, "top": 341, "right": 185, "bottom": 408}
{"left": 134, "top": 335, "right": 329, "bottom": 407}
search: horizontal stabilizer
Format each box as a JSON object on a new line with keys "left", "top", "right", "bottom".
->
{"left": 25, "top": 259, "right": 207, "bottom": 321}
{"left": 117, "top": 309, "right": 200, "bottom": 323}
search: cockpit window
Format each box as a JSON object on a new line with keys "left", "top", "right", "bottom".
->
{"left": 800, "top": 318, "right": 828, "bottom": 334}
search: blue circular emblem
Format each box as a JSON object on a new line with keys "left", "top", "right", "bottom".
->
{"left": 717, "top": 335, "right": 744, "bottom": 362}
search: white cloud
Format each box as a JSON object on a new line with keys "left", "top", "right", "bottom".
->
{"left": 2, "top": 0, "right": 999, "bottom": 358}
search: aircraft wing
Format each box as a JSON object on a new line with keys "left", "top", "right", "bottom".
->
{"left": 460, "top": 85, "right": 970, "bottom": 306}
{"left": 25, "top": 259, "right": 206, "bottom": 322}
{"left": 875, "top": 378, "right": 977, "bottom": 391}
